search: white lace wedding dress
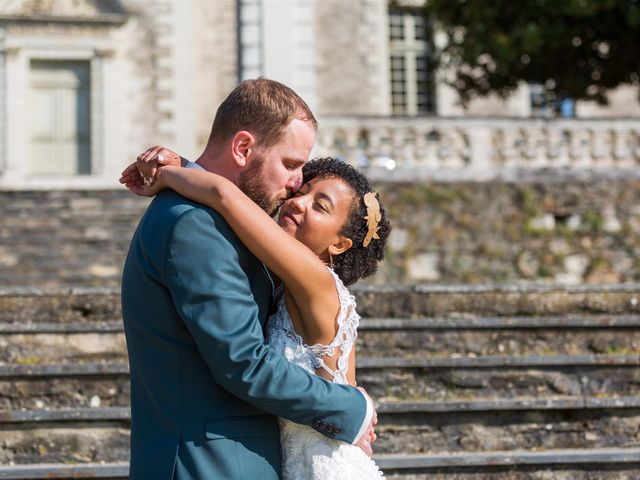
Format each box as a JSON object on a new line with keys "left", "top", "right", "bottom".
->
{"left": 266, "top": 268, "right": 385, "bottom": 480}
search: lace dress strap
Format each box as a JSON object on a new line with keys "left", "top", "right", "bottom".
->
{"left": 307, "top": 268, "right": 360, "bottom": 385}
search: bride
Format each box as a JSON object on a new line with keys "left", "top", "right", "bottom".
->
{"left": 121, "top": 154, "right": 390, "bottom": 479}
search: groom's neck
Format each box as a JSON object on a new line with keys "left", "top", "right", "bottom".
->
{"left": 195, "top": 149, "right": 241, "bottom": 186}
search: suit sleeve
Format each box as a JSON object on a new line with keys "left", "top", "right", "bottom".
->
{"left": 163, "top": 207, "right": 368, "bottom": 443}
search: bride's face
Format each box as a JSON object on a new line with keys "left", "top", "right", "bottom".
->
{"left": 277, "top": 176, "right": 354, "bottom": 259}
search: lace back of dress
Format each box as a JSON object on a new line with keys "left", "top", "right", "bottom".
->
{"left": 308, "top": 269, "right": 360, "bottom": 385}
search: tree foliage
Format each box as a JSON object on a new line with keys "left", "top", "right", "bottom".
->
{"left": 422, "top": 0, "right": 640, "bottom": 105}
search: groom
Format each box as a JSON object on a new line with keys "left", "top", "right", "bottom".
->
{"left": 121, "top": 78, "right": 375, "bottom": 479}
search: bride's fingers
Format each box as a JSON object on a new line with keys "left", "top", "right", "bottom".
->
{"left": 120, "top": 162, "right": 137, "bottom": 178}
{"left": 119, "top": 166, "right": 141, "bottom": 185}
{"left": 136, "top": 147, "right": 155, "bottom": 164}
{"left": 137, "top": 159, "right": 157, "bottom": 183}
{"left": 138, "top": 145, "right": 161, "bottom": 163}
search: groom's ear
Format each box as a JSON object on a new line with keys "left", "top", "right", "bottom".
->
{"left": 230, "top": 131, "right": 256, "bottom": 168}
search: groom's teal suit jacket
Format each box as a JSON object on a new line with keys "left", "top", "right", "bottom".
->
{"left": 121, "top": 190, "right": 367, "bottom": 479}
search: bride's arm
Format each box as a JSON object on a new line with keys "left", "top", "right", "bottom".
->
{"left": 156, "top": 166, "right": 340, "bottom": 344}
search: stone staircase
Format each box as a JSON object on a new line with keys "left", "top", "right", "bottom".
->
{"left": 1, "top": 285, "right": 639, "bottom": 479}
{"left": 0, "top": 191, "right": 150, "bottom": 289}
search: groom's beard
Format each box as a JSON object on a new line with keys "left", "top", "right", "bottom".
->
{"left": 238, "top": 155, "right": 282, "bottom": 217}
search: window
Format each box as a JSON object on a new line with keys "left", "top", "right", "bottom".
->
{"left": 389, "top": 9, "right": 435, "bottom": 115}
{"left": 529, "top": 83, "right": 574, "bottom": 118}
{"left": 29, "top": 60, "right": 91, "bottom": 175}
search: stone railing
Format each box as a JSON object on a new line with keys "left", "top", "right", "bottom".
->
{"left": 314, "top": 116, "right": 640, "bottom": 180}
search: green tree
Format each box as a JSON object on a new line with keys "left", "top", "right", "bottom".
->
{"left": 422, "top": 0, "right": 640, "bottom": 105}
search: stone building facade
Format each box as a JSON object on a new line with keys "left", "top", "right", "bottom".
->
{"left": 0, "top": 0, "right": 638, "bottom": 189}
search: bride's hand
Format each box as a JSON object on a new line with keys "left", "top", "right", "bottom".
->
{"left": 119, "top": 162, "right": 170, "bottom": 197}
{"left": 136, "top": 145, "right": 182, "bottom": 185}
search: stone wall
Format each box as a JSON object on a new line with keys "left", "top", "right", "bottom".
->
{"left": 1, "top": 177, "right": 640, "bottom": 288}
{"left": 315, "top": 0, "right": 390, "bottom": 116}
{"left": 369, "top": 176, "right": 640, "bottom": 286}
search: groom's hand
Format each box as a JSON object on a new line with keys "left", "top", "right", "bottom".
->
{"left": 355, "top": 387, "right": 378, "bottom": 457}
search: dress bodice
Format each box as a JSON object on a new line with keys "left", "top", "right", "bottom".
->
{"left": 266, "top": 268, "right": 359, "bottom": 384}
{"left": 266, "top": 268, "right": 384, "bottom": 479}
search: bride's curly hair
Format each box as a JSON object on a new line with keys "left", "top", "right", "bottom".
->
{"left": 302, "top": 157, "right": 391, "bottom": 286}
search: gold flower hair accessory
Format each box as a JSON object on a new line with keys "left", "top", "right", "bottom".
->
{"left": 363, "top": 191, "right": 381, "bottom": 248}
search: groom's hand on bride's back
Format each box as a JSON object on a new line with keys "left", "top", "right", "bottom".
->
{"left": 355, "top": 387, "right": 378, "bottom": 457}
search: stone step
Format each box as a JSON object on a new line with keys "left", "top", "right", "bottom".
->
{"left": 377, "top": 448, "right": 640, "bottom": 468}
{"left": 3, "top": 284, "right": 640, "bottom": 321}
{"left": 363, "top": 314, "right": 640, "bottom": 329}
{"left": 0, "top": 190, "right": 149, "bottom": 212}
{"left": 0, "top": 322, "right": 124, "bottom": 334}
{"left": 358, "top": 315, "right": 640, "bottom": 357}
{"left": 4, "top": 334, "right": 638, "bottom": 368}
{"left": 0, "top": 250, "right": 127, "bottom": 274}
{"left": 357, "top": 356, "right": 640, "bottom": 401}
{"left": 358, "top": 354, "right": 640, "bottom": 368}
{"left": 0, "top": 225, "right": 136, "bottom": 243}
{"left": 376, "top": 405, "right": 640, "bottom": 455}
{"left": 0, "top": 289, "right": 121, "bottom": 324}
{"left": 3, "top": 317, "right": 639, "bottom": 361}
{"left": 0, "top": 463, "right": 129, "bottom": 479}
{"left": 4, "top": 396, "right": 639, "bottom": 424}
{"left": 2, "top": 355, "right": 639, "bottom": 409}
{"left": 0, "top": 273, "right": 123, "bottom": 289}
{"left": 0, "top": 374, "right": 130, "bottom": 410}
{"left": 355, "top": 284, "right": 640, "bottom": 317}
{"left": 0, "top": 423, "right": 130, "bottom": 464}
{"left": 0, "top": 332, "right": 127, "bottom": 364}
{"left": 1, "top": 207, "right": 142, "bottom": 223}
{"left": 1, "top": 447, "right": 639, "bottom": 480}
{"left": 1, "top": 400, "right": 639, "bottom": 461}
{"left": 4, "top": 313, "right": 640, "bottom": 331}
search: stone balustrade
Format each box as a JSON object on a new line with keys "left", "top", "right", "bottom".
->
{"left": 314, "top": 116, "right": 640, "bottom": 179}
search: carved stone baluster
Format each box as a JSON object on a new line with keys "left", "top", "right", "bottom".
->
{"left": 454, "top": 128, "right": 469, "bottom": 167}
{"left": 569, "top": 128, "right": 590, "bottom": 167}
{"left": 437, "top": 129, "right": 452, "bottom": 166}
{"left": 590, "top": 128, "right": 609, "bottom": 166}
{"left": 524, "top": 127, "right": 544, "bottom": 167}
{"left": 380, "top": 127, "right": 395, "bottom": 164}
{"left": 343, "top": 128, "right": 360, "bottom": 166}
{"left": 0, "top": 48, "right": 5, "bottom": 176}
{"left": 613, "top": 129, "right": 632, "bottom": 168}
{"left": 412, "top": 127, "right": 428, "bottom": 166}
{"left": 321, "top": 126, "right": 340, "bottom": 158}
{"left": 390, "top": 127, "right": 407, "bottom": 168}
{"left": 364, "top": 126, "right": 382, "bottom": 168}
{"left": 317, "top": 127, "right": 336, "bottom": 158}
{"left": 499, "top": 127, "right": 519, "bottom": 167}
{"left": 559, "top": 129, "right": 571, "bottom": 167}
{"left": 424, "top": 129, "right": 440, "bottom": 168}
{"left": 546, "top": 128, "right": 564, "bottom": 167}
{"left": 403, "top": 128, "right": 418, "bottom": 167}
{"left": 332, "top": 128, "right": 347, "bottom": 161}
{"left": 466, "top": 125, "right": 492, "bottom": 169}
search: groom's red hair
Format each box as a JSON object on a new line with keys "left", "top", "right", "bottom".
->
{"left": 206, "top": 78, "right": 318, "bottom": 150}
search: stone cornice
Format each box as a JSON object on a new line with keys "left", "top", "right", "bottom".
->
{"left": 0, "top": 13, "right": 128, "bottom": 25}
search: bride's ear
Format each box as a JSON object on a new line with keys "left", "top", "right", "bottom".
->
{"left": 230, "top": 131, "right": 256, "bottom": 168}
{"left": 328, "top": 237, "right": 353, "bottom": 257}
